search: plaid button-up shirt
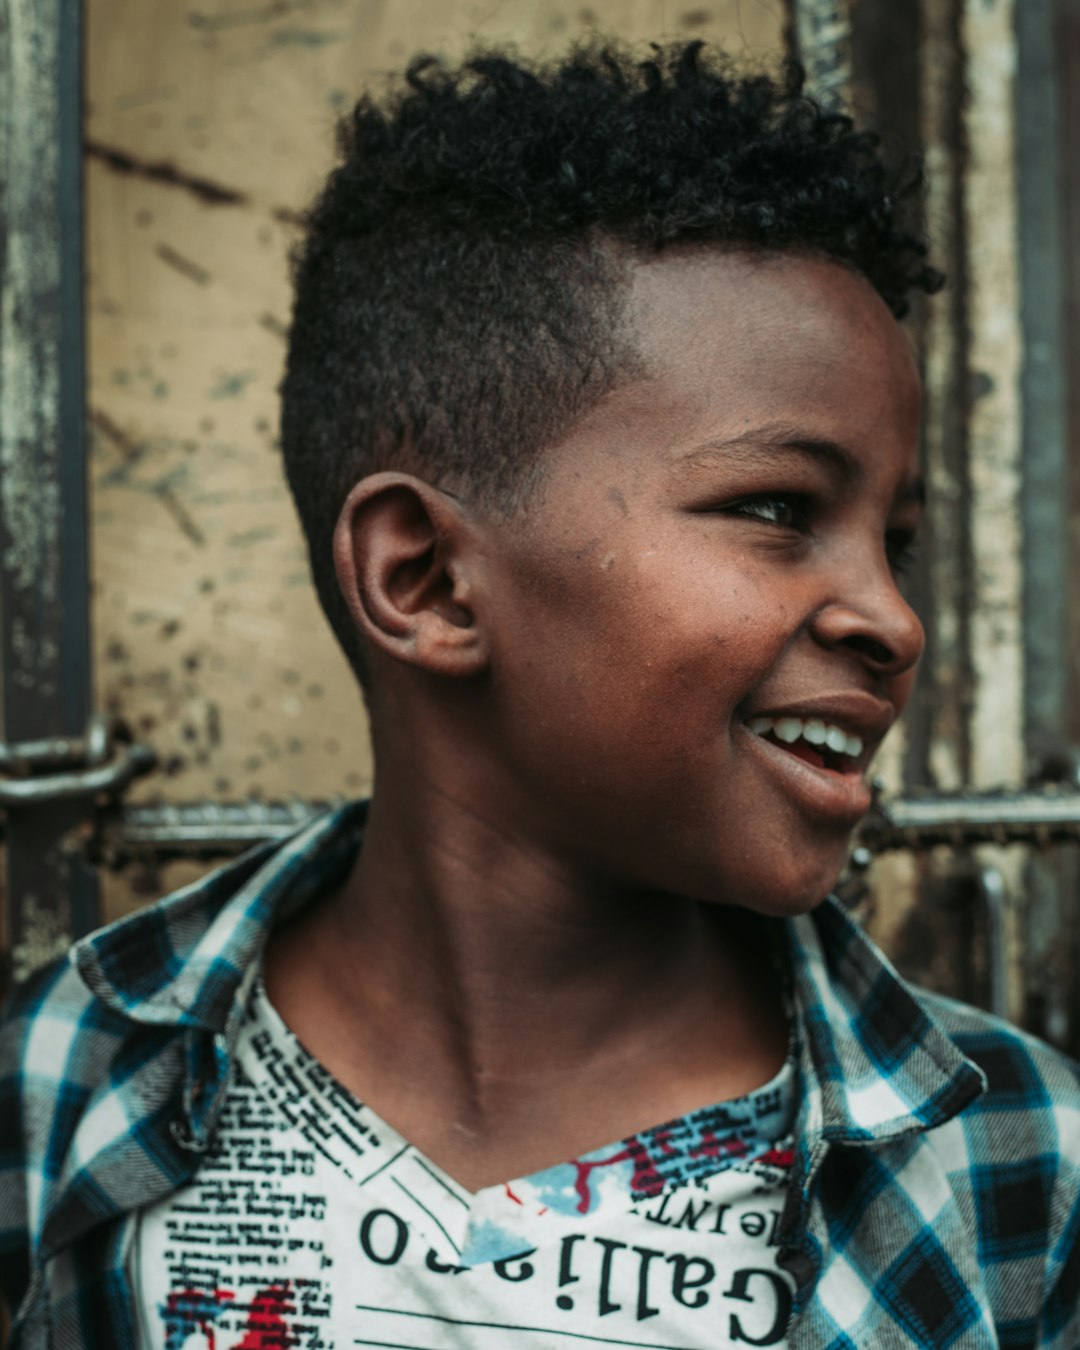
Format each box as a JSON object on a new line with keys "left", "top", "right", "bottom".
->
{"left": 2, "top": 801, "right": 1079, "bottom": 1348}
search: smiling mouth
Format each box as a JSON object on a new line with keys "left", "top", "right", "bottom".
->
{"left": 745, "top": 715, "right": 864, "bottom": 774}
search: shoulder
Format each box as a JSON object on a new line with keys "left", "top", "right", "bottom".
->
{"left": 914, "top": 987, "right": 1080, "bottom": 1180}
{"left": 0, "top": 955, "right": 125, "bottom": 1292}
{"left": 1, "top": 954, "right": 139, "bottom": 1165}
{"left": 911, "top": 988, "right": 1080, "bottom": 1335}
{"left": 916, "top": 985, "right": 1080, "bottom": 1117}
{"left": 1, "top": 952, "right": 116, "bottom": 1081}
{"left": 0, "top": 807, "right": 346, "bottom": 1110}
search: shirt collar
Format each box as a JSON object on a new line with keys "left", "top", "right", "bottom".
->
{"left": 41, "top": 804, "right": 369, "bottom": 1259}
{"left": 72, "top": 800, "right": 985, "bottom": 1135}
{"left": 786, "top": 896, "right": 986, "bottom": 1144}
{"left": 71, "top": 800, "right": 369, "bottom": 1032}
{"left": 54, "top": 801, "right": 984, "bottom": 1259}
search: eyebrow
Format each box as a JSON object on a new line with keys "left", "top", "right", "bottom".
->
{"left": 680, "top": 429, "right": 926, "bottom": 507}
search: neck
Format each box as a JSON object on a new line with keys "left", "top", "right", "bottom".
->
{"left": 271, "top": 741, "right": 786, "bottom": 1115}
{"left": 264, "top": 703, "right": 790, "bottom": 1192}
{"left": 337, "top": 788, "right": 718, "bottom": 1082}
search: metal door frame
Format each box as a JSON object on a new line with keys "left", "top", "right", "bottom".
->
{"left": 0, "top": 0, "right": 98, "bottom": 984}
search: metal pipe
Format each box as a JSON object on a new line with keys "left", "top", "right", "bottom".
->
{"left": 786, "top": 0, "right": 855, "bottom": 108}
{"left": 974, "top": 864, "right": 1010, "bottom": 1019}
{"left": 863, "top": 788, "right": 1080, "bottom": 850}
{"left": 81, "top": 787, "right": 1080, "bottom": 863}
{"left": 0, "top": 0, "right": 101, "bottom": 974}
{"left": 0, "top": 744, "right": 156, "bottom": 808}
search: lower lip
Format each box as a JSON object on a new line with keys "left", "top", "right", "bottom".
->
{"left": 740, "top": 725, "right": 873, "bottom": 825}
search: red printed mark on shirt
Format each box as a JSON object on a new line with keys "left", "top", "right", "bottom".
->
{"left": 161, "top": 1288, "right": 234, "bottom": 1350}
{"left": 571, "top": 1138, "right": 669, "bottom": 1213}
{"left": 652, "top": 1127, "right": 678, "bottom": 1156}
{"left": 572, "top": 1147, "right": 635, "bottom": 1212}
{"left": 234, "top": 1283, "right": 297, "bottom": 1350}
{"left": 689, "top": 1131, "right": 750, "bottom": 1162}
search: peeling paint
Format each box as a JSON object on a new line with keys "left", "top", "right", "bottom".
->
{"left": 927, "top": 0, "right": 1027, "bottom": 1023}
{"left": 90, "top": 409, "right": 207, "bottom": 544}
{"left": 0, "top": 12, "right": 62, "bottom": 606}
{"left": 11, "top": 891, "right": 73, "bottom": 985}
{"left": 86, "top": 140, "right": 249, "bottom": 206}
{"left": 208, "top": 370, "right": 258, "bottom": 399}
{"left": 921, "top": 0, "right": 969, "bottom": 792}
{"left": 154, "top": 242, "right": 212, "bottom": 286}
{"left": 264, "top": 27, "right": 344, "bottom": 48}
{"left": 187, "top": 1, "right": 308, "bottom": 33}
{"left": 789, "top": 0, "right": 854, "bottom": 108}
{"left": 962, "top": 0, "right": 1025, "bottom": 787}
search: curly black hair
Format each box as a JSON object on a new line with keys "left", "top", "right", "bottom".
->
{"left": 281, "top": 40, "right": 940, "bottom": 685}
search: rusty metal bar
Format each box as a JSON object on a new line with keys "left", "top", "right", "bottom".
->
{"left": 913, "top": 0, "right": 974, "bottom": 795}
{"left": 106, "top": 800, "right": 338, "bottom": 858}
{"left": 0, "top": 714, "right": 109, "bottom": 775}
{"left": 0, "top": 0, "right": 99, "bottom": 981}
{"left": 0, "top": 744, "right": 155, "bottom": 809}
{"left": 861, "top": 788, "right": 1080, "bottom": 851}
{"left": 79, "top": 789, "right": 1080, "bottom": 864}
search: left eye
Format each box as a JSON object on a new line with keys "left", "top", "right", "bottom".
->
{"left": 730, "top": 495, "right": 808, "bottom": 529}
{"left": 886, "top": 528, "right": 918, "bottom": 576}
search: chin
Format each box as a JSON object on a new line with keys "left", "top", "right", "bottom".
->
{"left": 695, "top": 854, "right": 849, "bottom": 919}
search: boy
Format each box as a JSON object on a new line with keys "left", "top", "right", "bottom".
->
{"left": 2, "top": 40, "right": 1079, "bottom": 1349}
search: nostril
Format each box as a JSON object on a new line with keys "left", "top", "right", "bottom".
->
{"left": 844, "top": 634, "right": 895, "bottom": 666}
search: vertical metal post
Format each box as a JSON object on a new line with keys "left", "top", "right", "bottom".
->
{"left": 785, "top": 0, "right": 855, "bottom": 108}
{"left": 0, "top": 0, "right": 98, "bottom": 983}
{"left": 1014, "top": 0, "right": 1074, "bottom": 1050}
{"left": 1053, "top": 0, "right": 1080, "bottom": 1055}
{"left": 1019, "top": 7, "right": 1068, "bottom": 742}
{"left": 917, "top": 0, "right": 973, "bottom": 798}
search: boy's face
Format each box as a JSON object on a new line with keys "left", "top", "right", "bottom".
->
{"left": 476, "top": 249, "right": 925, "bottom": 915}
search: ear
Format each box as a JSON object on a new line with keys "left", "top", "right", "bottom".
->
{"left": 332, "top": 472, "right": 489, "bottom": 679}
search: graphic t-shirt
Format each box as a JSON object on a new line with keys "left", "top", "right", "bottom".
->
{"left": 133, "top": 979, "right": 798, "bottom": 1349}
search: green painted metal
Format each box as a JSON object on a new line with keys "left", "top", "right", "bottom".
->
{"left": 0, "top": 0, "right": 99, "bottom": 983}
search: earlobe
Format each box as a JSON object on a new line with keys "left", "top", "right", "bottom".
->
{"left": 332, "top": 473, "right": 489, "bottom": 678}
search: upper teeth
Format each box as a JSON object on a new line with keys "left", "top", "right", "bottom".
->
{"left": 746, "top": 716, "right": 863, "bottom": 759}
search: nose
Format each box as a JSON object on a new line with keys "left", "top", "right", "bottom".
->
{"left": 810, "top": 569, "right": 925, "bottom": 681}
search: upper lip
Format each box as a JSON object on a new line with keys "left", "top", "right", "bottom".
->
{"left": 740, "top": 692, "right": 896, "bottom": 745}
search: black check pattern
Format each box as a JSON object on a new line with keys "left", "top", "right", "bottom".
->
{"left": 973, "top": 1159, "right": 1055, "bottom": 1263}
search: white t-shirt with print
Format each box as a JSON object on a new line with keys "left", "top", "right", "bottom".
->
{"left": 133, "top": 978, "right": 798, "bottom": 1349}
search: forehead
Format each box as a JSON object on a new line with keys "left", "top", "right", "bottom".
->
{"left": 613, "top": 248, "right": 922, "bottom": 459}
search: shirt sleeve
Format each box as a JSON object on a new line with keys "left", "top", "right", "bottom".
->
{"left": 0, "top": 958, "right": 74, "bottom": 1333}
{"left": 1041, "top": 1183, "right": 1080, "bottom": 1348}
{"left": 0, "top": 987, "right": 33, "bottom": 1331}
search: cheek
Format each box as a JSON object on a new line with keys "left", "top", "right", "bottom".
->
{"left": 554, "top": 585, "right": 787, "bottom": 743}
{"left": 493, "top": 527, "right": 801, "bottom": 731}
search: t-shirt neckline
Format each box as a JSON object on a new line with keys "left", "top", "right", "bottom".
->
{"left": 239, "top": 973, "right": 797, "bottom": 1265}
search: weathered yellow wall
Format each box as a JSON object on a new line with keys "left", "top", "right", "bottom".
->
{"left": 86, "top": 0, "right": 787, "bottom": 918}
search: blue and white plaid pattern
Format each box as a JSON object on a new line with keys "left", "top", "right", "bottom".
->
{"left": 2, "top": 800, "right": 1079, "bottom": 1348}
